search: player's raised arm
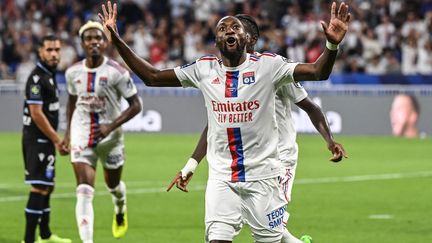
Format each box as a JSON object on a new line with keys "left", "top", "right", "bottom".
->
{"left": 294, "top": 1, "right": 350, "bottom": 81}
{"left": 98, "top": 1, "right": 180, "bottom": 87}
{"left": 296, "top": 97, "right": 347, "bottom": 162}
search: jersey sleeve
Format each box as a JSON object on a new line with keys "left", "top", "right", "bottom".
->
{"left": 271, "top": 55, "right": 299, "bottom": 90}
{"left": 173, "top": 60, "right": 200, "bottom": 89}
{"left": 277, "top": 82, "right": 308, "bottom": 103}
{"left": 65, "top": 68, "right": 77, "bottom": 95}
{"left": 25, "top": 73, "right": 44, "bottom": 105}
{"left": 116, "top": 70, "right": 138, "bottom": 99}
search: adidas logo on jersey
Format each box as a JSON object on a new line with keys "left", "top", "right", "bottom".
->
{"left": 211, "top": 77, "right": 221, "bottom": 84}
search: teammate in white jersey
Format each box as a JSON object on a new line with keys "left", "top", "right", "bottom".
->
{"left": 63, "top": 21, "right": 141, "bottom": 242}
{"left": 167, "top": 14, "right": 347, "bottom": 243}
{"left": 99, "top": 1, "right": 350, "bottom": 242}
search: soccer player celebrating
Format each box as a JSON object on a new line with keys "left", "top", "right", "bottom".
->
{"left": 21, "top": 35, "right": 71, "bottom": 243}
{"left": 99, "top": 1, "right": 350, "bottom": 242}
{"left": 167, "top": 14, "right": 347, "bottom": 243}
{"left": 63, "top": 21, "right": 142, "bottom": 242}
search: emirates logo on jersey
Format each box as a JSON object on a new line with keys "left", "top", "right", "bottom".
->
{"left": 211, "top": 77, "right": 221, "bottom": 84}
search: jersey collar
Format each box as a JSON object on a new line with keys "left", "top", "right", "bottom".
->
{"left": 221, "top": 53, "right": 250, "bottom": 72}
{"left": 82, "top": 56, "right": 108, "bottom": 72}
{"left": 36, "top": 62, "right": 55, "bottom": 76}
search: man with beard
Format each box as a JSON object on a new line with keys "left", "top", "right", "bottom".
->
{"left": 21, "top": 35, "right": 71, "bottom": 243}
{"left": 99, "top": 1, "right": 350, "bottom": 242}
{"left": 168, "top": 14, "right": 347, "bottom": 243}
{"left": 63, "top": 21, "right": 142, "bottom": 242}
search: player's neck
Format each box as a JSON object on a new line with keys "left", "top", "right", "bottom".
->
{"left": 221, "top": 52, "right": 247, "bottom": 67}
{"left": 85, "top": 56, "right": 104, "bottom": 69}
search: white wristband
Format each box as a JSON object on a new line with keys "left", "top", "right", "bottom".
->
{"left": 326, "top": 40, "right": 339, "bottom": 51}
{"left": 180, "top": 158, "right": 199, "bottom": 179}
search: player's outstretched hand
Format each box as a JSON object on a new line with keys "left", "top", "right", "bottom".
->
{"left": 56, "top": 140, "right": 69, "bottom": 156}
{"left": 320, "top": 1, "right": 351, "bottom": 45}
{"left": 166, "top": 171, "right": 194, "bottom": 193}
{"left": 328, "top": 142, "right": 347, "bottom": 162}
{"left": 98, "top": 1, "right": 118, "bottom": 42}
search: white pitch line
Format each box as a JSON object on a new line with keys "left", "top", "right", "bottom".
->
{"left": 1, "top": 171, "right": 431, "bottom": 203}
{"left": 368, "top": 214, "right": 394, "bottom": 219}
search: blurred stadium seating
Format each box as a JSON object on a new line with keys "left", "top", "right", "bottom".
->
{"left": 0, "top": 0, "right": 431, "bottom": 88}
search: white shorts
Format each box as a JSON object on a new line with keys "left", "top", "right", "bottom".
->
{"left": 205, "top": 178, "right": 287, "bottom": 243}
{"left": 71, "top": 138, "right": 125, "bottom": 169}
{"left": 279, "top": 163, "right": 297, "bottom": 203}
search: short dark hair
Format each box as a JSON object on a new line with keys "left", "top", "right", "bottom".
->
{"left": 39, "top": 35, "right": 60, "bottom": 48}
{"left": 235, "top": 14, "right": 260, "bottom": 39}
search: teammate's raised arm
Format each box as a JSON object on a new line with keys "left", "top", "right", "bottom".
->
{"left": 294, "top": 1, "right": 350, "bottom": 81}
{"left": 98, "top": 1, "right": 180, "bottom": 87}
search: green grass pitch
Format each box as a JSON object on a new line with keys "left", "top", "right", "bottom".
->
{"left": 0, "top": 133, "right": 431, "bottom": 242}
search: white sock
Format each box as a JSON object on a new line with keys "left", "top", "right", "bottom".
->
{"left": 281, "top": 228, "right": 303, "bottom": 243}
{"left": 108, "top": 181, "right": 127, "bottom": 214}
{"left": 76, "top": 184, "right": 94, "bottom": 242}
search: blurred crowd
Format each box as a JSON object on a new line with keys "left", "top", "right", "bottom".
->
{"left": 1, "top": 0, "right": 432, "bottom": 86}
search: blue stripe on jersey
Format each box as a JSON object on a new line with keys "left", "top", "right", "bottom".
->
{"left": 228, "top": 127, "right": 245, "bottom": 182}
{"left": 87, "top": 72, "right": 96, "bottom": 92}
{"left": 225, "top": 71, "right": 240, "bottom": 98}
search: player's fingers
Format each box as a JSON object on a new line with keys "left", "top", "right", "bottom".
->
{"left": 331, "top": 1, "right": 336, "bottom": 19}
{"left": 176, "top": 181, "right": 188, "bottom": 192}
{"left": 98, "top": 13, "right": 104, "bottom": 23}
{"left": 166, "top": 172, "right": 181, "bottom": 192}
{"left": 101, "top": 4, "right": 108, "bottom": 19}
{"left": 108, "top": 1, "right": 113, "bottom": 19}
{"left": 113, "top": 3, "right": 118, "bottom": 21}
{"left": 340, "top": 3, "right": 348, "bottom": 21}
{"left": 330, "top": 152, "right": 342, "bottom": 162}
{"left": 346, "top": 13, "right": 351, "bottom": 23}
{"left": 336, "top": 144, "right": 348, "bottom": 158}
{"left": 339, "top": 2, "right": 347, "bottom": 20}
{"left": 320, "top": 21, "right": 328, "bottom": 32}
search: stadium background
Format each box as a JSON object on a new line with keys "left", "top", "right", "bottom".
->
{"left": 0, "top": 0, "right": 431, "bottom": 242}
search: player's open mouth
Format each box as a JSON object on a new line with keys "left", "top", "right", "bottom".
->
{"left": 226, "top": 36, "right": 237, "bottom": 46}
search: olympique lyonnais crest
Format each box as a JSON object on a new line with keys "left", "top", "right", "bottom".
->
{"left": 99, "top": 76, "right": 108, "bottom": 87}
{"left": 242, "top": 72, "right": 255, "bottom": 85}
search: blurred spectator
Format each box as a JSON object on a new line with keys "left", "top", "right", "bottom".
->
{"left": 417, "top": 38, "right": 432, "bottom": 74}
{"left": 132, "top": 22, "right": 154, "bottom": 59}
{"left": 401, "top": 30, "right": 419, "bottom": 75}
{"left": 57, "top": 38, "right": 77, "bottom": 72}
{"left": 375, "top": 15, "right": 396, "bottom": 48}
{"left": 15, "top": 53, "right": 35, "bottom": 88}
{"left": 390, "top": 94, "right": 420, "bottom": 138}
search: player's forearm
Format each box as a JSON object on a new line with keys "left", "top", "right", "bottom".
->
{"left": 108, "top": 96, "right": 141, "bottom": 131}
{"left": 312, "top": 46, "right": 338, "bottom": 80}
{"left": 31, "top": 113, "right": 61, "bottom": 144}
{"left": 109, "top": 29, "right": 180, "bottom": 87}
{"left": 306, "top": 105, "right": 335, "bottom": 146}
{"left": 191, "top": 126, "right": 208, "bottom": 163}
{"left": 65, "top": 95, "right": 77, "bottom": 136}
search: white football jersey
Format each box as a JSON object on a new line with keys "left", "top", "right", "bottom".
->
{"left": 174, "top": 53, "right": 298, "bottom": 182}
{"left": 65, "top": 57, "right": 137, "bottom": 148}
{"left": 275, "top": 82, "right": 308, "bottom": 168}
